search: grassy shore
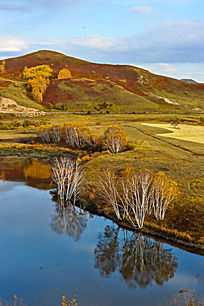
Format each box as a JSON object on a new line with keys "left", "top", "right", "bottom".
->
{"left": 0, "top": 113, "right": 204, "bottom": 251}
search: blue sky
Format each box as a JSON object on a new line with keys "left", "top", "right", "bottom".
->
{"left": 0, "top": 0, "right": 204, "bottom": 82}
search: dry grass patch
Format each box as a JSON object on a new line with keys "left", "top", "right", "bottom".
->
{"left": 142, "top": 123, "right": 204, "bottom": 144}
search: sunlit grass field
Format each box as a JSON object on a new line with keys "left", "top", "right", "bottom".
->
{"left": 142, "top": 123, "right": 204, "bottom": 144}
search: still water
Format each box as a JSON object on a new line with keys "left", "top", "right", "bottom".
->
{"left": 0, "top": 158, "right": 203, "bottom": 306}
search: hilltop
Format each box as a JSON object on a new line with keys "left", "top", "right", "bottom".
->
{"left": 0, "top": 50, "right": 204, "bottom": 113}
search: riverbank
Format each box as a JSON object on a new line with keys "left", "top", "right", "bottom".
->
{"left": 77, "top": 199, "right": 204, "bottom": 255}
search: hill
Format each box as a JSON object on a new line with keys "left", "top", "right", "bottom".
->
{"left": 0, "top": 50, "right": 204, "bottom": 113}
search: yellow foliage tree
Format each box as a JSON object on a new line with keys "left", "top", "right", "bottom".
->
{"left": 22, "top": 64, "right": 53, "bottom": 103}
{"left": 58, "top": 68, "right": 72, "bottom": 79}
{"left": 27, "top": 76, "right": 49, "bottom": 102}
{"left": 22, "top": 65, "right": 53, "bottom": 80}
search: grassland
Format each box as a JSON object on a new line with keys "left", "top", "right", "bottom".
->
{"left": 0, "top": 126, "right": 38, "bottom": 140}
{"left": 0, "top": 112, "right": 203, "bottom": 252}
{"left": 44, "top": 77, "right": 164, "bottom": 112}
{"left": 142, "top": 123, "right": 204, "bottom": 144}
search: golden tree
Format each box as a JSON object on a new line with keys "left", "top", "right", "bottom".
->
{"left": 22, "top": 65, "right": 53, "bottom": 80}
{"left": 58, "top": 68, "right": 72, "bottom": 79}
{"left": 27, "top": 76, "right": 48, "bottom": 102}
{"left": 22, "top": 64, "right": 53, "bottom": 103}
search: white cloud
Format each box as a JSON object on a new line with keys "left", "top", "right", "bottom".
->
{"left": 132, "top": 6, "right": 152, "bottom": 13}
{"left": 71, "top": 34, "right": 122, "bottom": 50}
{"left": 0, "top": 36, "right": 28, "bottom": 52}
{"left": 157, "top": 63, "right": 178, "bottom": 72}
{"left": 31, "top": 37, "right": 66, "bottom": 46}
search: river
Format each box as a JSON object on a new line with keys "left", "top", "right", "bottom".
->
{"left": 0, "top": 158, "right": 203, "bottom": 306}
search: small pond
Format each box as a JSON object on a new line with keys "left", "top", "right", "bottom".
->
{"left": 0, "top": 158, "right": 203, "bottom": 305}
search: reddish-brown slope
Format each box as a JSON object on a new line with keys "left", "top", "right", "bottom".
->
{"left": 2, "top": 50, "right": 203, "bottom": 91}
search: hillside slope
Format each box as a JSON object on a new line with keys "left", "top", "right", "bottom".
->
{"left": 0, "top": 50, "right": 204, "bottom": 113}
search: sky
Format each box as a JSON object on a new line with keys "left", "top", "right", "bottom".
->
{"left": 0, "top": 0, "right": 204, "bottom": 82}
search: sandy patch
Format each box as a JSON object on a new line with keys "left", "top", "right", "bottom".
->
{"left": 0, "top": 96, "right": 45, "bottom": 117}
{"left": 157, "top": 96, "right": 179, "bottom": 105}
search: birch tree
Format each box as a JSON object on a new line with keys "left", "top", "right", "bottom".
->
{"left": 63, "top": 122, "right": 93, "bottom": 149}
{"left": 98, "top": 169, "right": 122, "bottom": 220}
{"left": 38, "top": 126, "right": 51, "bottom": 142}
{"left": 103, "top": 126, "right": 127, "bottom": 153}
{"left": 49, "top": 125, "right": 62, "bottom": 143}
{"left": 152, "top": 172, "right": 179, "bottom": 220}
{"left": 52, "top": 157, "right": 83, "bottom": 204}
{"left": 121, "top": 169, "right": 154, "bottom": 229}
{"left": 97, "top": 167, "right": 179, "bottom": 229}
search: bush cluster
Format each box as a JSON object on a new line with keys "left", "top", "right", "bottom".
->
{"left": 39, "top": 123, "right": 128, "bottom": 153}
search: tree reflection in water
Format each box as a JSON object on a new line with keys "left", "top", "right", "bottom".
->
{"left": 94, "top": 225, "right": 178, "bottom": 288}
{"left": 51, "top": 199, "right": 87, "bottom": 241}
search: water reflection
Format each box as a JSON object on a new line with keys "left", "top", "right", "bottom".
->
{"left": 0, "top": 158, "right": 52, "bottom": 189}
{"left": 51, "top": 200, "right": 87, "bottom": 241}
{"left": 94, "top": 225, "right": 178, "bottom": 288}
